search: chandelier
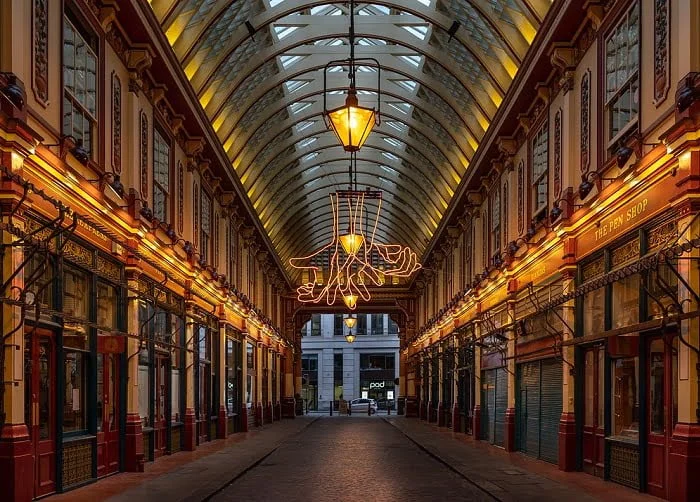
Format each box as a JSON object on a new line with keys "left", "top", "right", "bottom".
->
{"left": 323, "top": 0, "right": 380, "bottom": 152}
{"left": 289, "top": 158, "right": 421, "bottom": 309}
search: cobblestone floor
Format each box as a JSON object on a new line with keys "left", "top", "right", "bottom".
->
{"left": 212, "top": 417, "right": 493, "bottom": 502}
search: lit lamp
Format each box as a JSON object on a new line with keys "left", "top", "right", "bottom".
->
{"left": 323, "top": 0, "right": 380, "bottom": 152}
{"left": 345, "top": 330, "right": 356, "bottom": 343}
{"left": 344, "top": 315, "right": 357, "bottom": 329}
{"left": 339, "top": 232, "right": 364, "bottom": 255}
{"left": 326, "top": 89, "right": 376, "bottom": 152}
{"left": 343, "top": 293, "right": 358, "bottom": 309}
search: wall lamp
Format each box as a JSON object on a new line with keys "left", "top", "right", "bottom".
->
{"left": 44, "top": 135, "right": 89, "bottom": 165}
{"left": 578, "top": 171, "right": 616, "bottom": 200}
{"left": 614, "top": 144, "right": 634, "bottom": 168}
{"left": 120, "top": 195, "right": 153, "bottom": 221}
{"left": 549, "top": 196, "right": 582, "bottom": 222}
{"left": 88, "top": 171, "right": 124, "bottom": 198}
{"left": 507, "top": 237, "right": 529, "bottom": 258}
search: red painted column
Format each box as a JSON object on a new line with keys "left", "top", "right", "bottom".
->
{"left": 255, "top": 402, "right": 263, "bottom": 427}
{"left": 504, "top": 408, "right": 516, "bottom": 451}
{"left": 183, "top": 408, "right": 197, "bottom": 450}
{"left": 558, "top": 411, "right": 577, "bottom": 471}
{"left": 452, "top": 404, "right": 461, "bottom": 432}
{"left": 217, "top": 405, "right": 227, "bottom": 439}
{"left": 0, "top": 424, "right": 32, "bottom": 502}
{"left": 240, "top": 404, "right": 249, "bottom": 432}
{"left": 473, "top": 404, "right": 481, "bottom": 439}
{"left": 437, "top": 402, "right": 445, "bottom": 427}
{"left": 123, "top": 413, "right": 144, "bottom": 472}
{"left": 669, "top": 423, "right": 700, "bottom": 502}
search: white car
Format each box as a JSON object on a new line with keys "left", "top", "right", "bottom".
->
{"left": 349, "top": 398, "right": 377, "bottom": 414}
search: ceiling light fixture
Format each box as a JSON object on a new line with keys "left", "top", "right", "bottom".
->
{"left": 344, "top": 315, "right": 357, "bottom": 329}
{"left": 323, "top": 0, "right": 381, "bottom": 152}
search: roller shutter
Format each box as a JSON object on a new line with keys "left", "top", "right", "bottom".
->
{"left": 516, "top": 359, "right": 563, "bottom": 464}
{"left": 494, "top": 367, "right": 508, "bottom": 447}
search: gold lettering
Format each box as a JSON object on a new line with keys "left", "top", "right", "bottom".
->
{"left": 594, "top": 198, "right": 649, "bottom": 242}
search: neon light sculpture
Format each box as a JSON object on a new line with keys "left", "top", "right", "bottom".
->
{"left": 290, "top": 190, "right": 421, "bottom": 309}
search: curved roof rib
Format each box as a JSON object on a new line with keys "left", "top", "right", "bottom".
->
{"left": 150, "top": 0, "right": 551, "bottom": 278}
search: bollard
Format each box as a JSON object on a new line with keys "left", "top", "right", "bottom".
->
{"left": 387, "top": 405, "right": 391, "bottom": 416}
{"left": 348, "top": 403, "right": 352, "bottom": 416}
{"left": 368, "top": 403, "right": 371, "bottom": 416}
{"left": 330, "top": 401, "right": 333, "bottom": 416}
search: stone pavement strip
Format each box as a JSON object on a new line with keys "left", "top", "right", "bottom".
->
{"left": 107, "top": 417, "right": 319, "bottom": 502}
{"left": 384, "top": 417, "right": 661, "bottom": 502}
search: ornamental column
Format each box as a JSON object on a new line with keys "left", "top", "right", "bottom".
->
{"left": 558, "top": 261, "right": 577, "bottom": 471}
{"left": 669, "top": 155, "right": 700, "bottom": 501}
{"left": 123, "top": 256, "right": 145, "bottom": 470}
{"left": 217, "top": 312, "right": 227, "bottom": 439}
{"left": 473, "top": 321, "right": 482, "bottom": 438}
{"left": 183, "top": 291, "right": 197, "bottom": 450}
{"left": 437, "top": 344, "right": 445, "bottom": 426}
{"left": 0, "top": 150, "right": 31, "bottom": 502}
{"left": 240, "top": 334, "right": 249, "bottom": 431}
{"left": 504, "top": 300, "right": 516, "bottom": 452}
{"left": 452, "top": 336, "right": 461, "bottom": 432}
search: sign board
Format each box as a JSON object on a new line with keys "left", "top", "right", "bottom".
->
{"left": 361, "top": 391, "right": 368, "bottom": 399}
{"left": 387, "top": 391, "right": 394, "bottom": 400}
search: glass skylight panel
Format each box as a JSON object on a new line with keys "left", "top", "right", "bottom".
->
{"left": 394, "top": 80, "right": 417, "bottom": 92}
{"left": 380, "top": 165, "right": 398, "bottom": 175}
{"left": 383, "top": 137, "right": 404, "bottom": 148}
{"left": 356, "top": 65, "right": 377, "bottom": 73}
{"left": 402, "top": 25, "right": 429, "bottom": 40}
{"left": 305, "top": 165, "right": 321, "bottom": 175}
{"left": 415, "top": 0, "right": 431, "bottom": 6}
{"left": 328, "top": 65, "right": 344, "bottom": 73}
{"left": 357, "top": 38, "right": 385, "bottom": 46}
{"left": 386, "top": 121, "right": 408, "bottom": 133}
{"left": 280, "top": 54, "right": 306, "bottom": 69}
{"left": 289, "top": 101, "right": 312, "bottom": 114}
{"left": 310, "top": 5, "right": 341, "bottom": 15}
{"left": 382, "top": 152, "right": 399, "bottom": 161}
{"left": 297, "top": 137, "right": 318, "bottom": 148}
{"left": 269, "top": 0, "right": 285, "bottom": 7}
{"left": 296, "top": 120, "right": 315, "bottom": 132}
{"left": 387, "top": 102, "right": 412, "bottom": 115}
{"left": 285, "top": 80, "right": 310, "bottom": 93}
{"left": 302, "top": 152, "right": 319, "bottom": 162}
{"left": 399, "top": 55, "right": 422, "bottom": 68}
{"left": 274, "top": 25, "right": 299, "bottom": 40}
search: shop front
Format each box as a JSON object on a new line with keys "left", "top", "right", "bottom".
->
{"left": 137, "top": 279, "right": 186, "bottom": 461}
{"left": 359, "top": 353, "right": 396, "bottom": 409}
{"left": 224, "top": 327, "right": 242, "bottom": 435}
{"left": 21, "top": 218, "right": 127, "bottom": 496}
{"left": 514, "top": 283, "right": 564, "bottom": 464}
{"left": 576, "top": 216, "right": 680, "bottom": 499}
{"left": 479, "top": 306, "right": 509, "bottom": 446}
{"left": 455, "top": 326, "right": 475, "bottom": 434}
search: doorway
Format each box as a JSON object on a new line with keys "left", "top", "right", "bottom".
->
{"left": 582, "top": 345, "right": 605, "bottom": 477}
{"left": 646, "top": 334, "right": 678, "bottom": 499}
{"left": 154, "top": 353, "right": 169, "bottom": 457}
{"left": 97, "top": 351, "right": 120, "bottom": 477}
{"left": 24, "top": 328, "right": 56, "bottom": 498}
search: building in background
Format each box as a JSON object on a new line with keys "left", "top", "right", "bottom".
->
{"left": 301, "top": 314, "right": 399, "bottom": 412}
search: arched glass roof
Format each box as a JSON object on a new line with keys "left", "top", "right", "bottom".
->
{"left": 149, "top": 0, "right": 552, "bottom": 276}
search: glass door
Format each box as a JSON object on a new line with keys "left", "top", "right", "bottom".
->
{"left": 646, "top": 335, "right": 677, "bottom": 499}
{"left": 97, "top": 352, "right": 120, "bottom": 476}
{"left": 154, "top": 354, "right": 169, "bottom": 457}
{"left": 24, "top": 329, "right": 56, "bottom": 498}
{"left": 582, "top": 346, "right": 605, "bottom": 477}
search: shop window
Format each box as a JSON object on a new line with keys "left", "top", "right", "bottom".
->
{"left": 153, "top": 127, "right": 171, "bottom": 223}
{"left": 333, "top": 314, "right": 344, "bottom": 336}
{"left": 63, "top": 350, "right": 87, "bottom": 433}
{"left": 226, "top": 222, "right": 236, "bottom": 283}
{"left": 62, "top": 12, "right": 97, "bottom": 158}
{"left": 611, "top": 356, "right": 639, "bottom": 441}
{"left": 647, "top": 262, "right": 678, "bottom": 319}
{"left": 310, "top": 314, "right": 321, "bottom": 336}
{"left": 530, "top": 121, "right": 548, "bottom": 222}
{"left": 611, "top": 274, "right": 640, "bottom": 329}
{"left": 96, "top": 281, "right": 117, "bottom": 329}
{"left": 246, "top": 343, "right": 255, "bottom": 406}
{"left": 371, "top": 314, "right": 384, "bottom": 335}
{"left": 171, "top": 314, "right": 183, "bottom": 421}
{"left": 388, "top": 318, "right": 399, "bottom": 335}
{"left": 604, "top": 2, "right": 640, "bottom": 147}
{"left": 64, "top": 266, "right": 89, "bottom": 351}
{"left": 583, "top": 287, "right": 605, "bottom": 335}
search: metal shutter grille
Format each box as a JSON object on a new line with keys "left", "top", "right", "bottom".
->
{"left": 494, "top": 367, "right": 508, "bottom": 447}
{"left": 539, "top": 359, "right": 563, "bottom": 464}
{"left": 517, "top": 361, "right": 541, "bottom": 457}
{"left": 481, "top": 369, "right": 496, "bottom": 443}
